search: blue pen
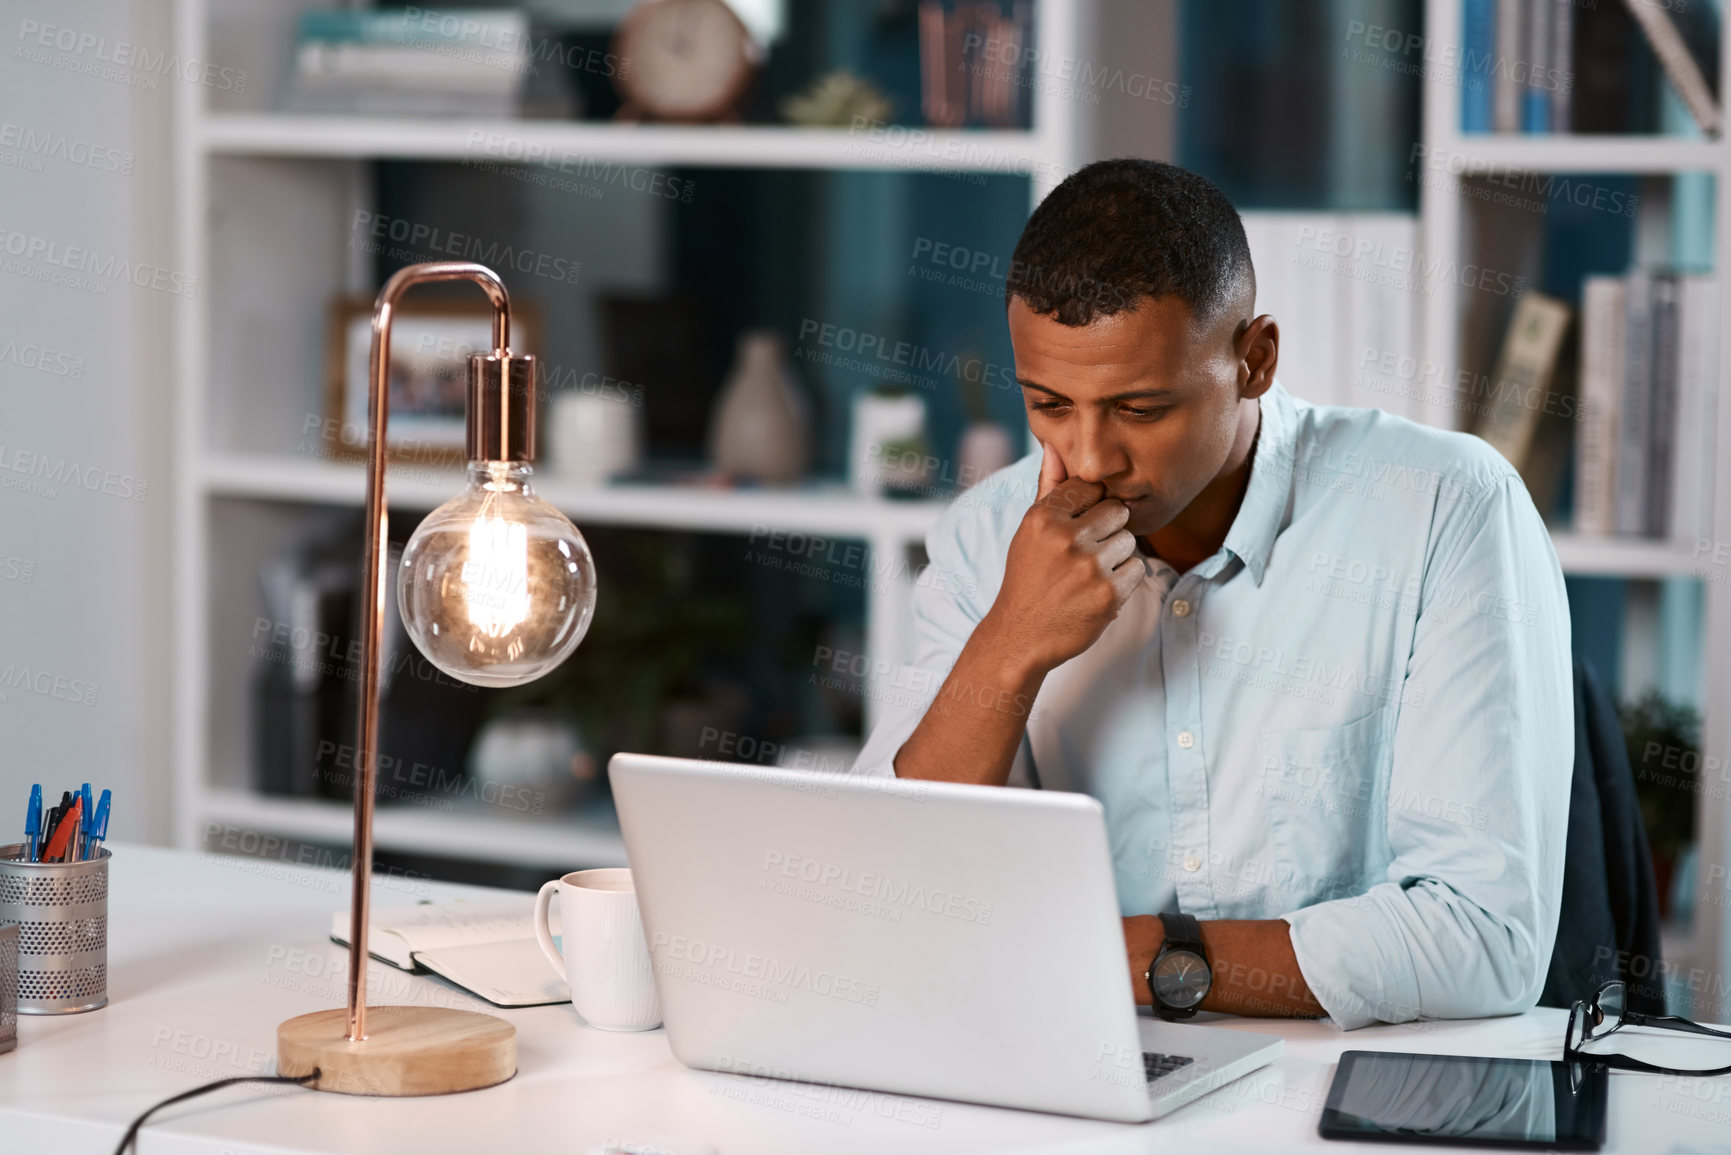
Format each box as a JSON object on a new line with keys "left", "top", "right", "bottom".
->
{"left": 87, "top": 789, "right": 111, "bottom": 859}
{"left": 24, "top": 784, "right": 42, "bottom": 862}
{"left": 79, "top": 783, "right": 92, "bottom": 860}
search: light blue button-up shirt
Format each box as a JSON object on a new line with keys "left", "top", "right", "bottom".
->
{"left": 853, "top": 383, "right": 1574, "bottom": 1030}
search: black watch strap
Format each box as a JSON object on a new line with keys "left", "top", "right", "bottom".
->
{"left": 1146, "top": 911, "right": 1210, "bottom": 1021}
{"left": 1158, "top": 911, "right": 1204, "bottom": 954}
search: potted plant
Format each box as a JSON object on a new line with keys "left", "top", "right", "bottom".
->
{"left": 1620, "top": 691, "right": 1702, "bottom": 919}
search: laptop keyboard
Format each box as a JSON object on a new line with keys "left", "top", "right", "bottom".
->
{"left": 1143, "top": 1052, "right": 1195, "bottom": 1083}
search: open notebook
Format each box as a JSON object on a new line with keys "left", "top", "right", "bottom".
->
{"left": 330, "top": 900, "right": 569, "bottom": 1007}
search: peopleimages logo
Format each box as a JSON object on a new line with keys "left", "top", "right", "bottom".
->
{"left": 0, "top": 443, "right": 149, "bottom": 501}
{"left": 650, "top": 932, "right": 880, "bottom": 1007}
{"left": 464, "top": 131, "right": 694, "bottom": 203}
{"left": 794, "top": 318, "right": 1017, "bottom": 392}
{"left": 1342, "top": 19, "right": 1571, "bottom": 95}
{"left": 0, "top": 227, "right": 198, "bottom": 297}
{"left": 0, "top": 663, "right": 99, "bottom": 707}
{"left": 0, "top": 121, "right": 133, "bottom": 174}
{"left": 1290, "top": 223, "right": 1525, "bottom": 299}
{"left": 759, "top": 850, "right": 994, "bottom": 925}
{"left": 15, "top": 19, "right": 248, "bottom": 92}
{"left": 0, "top": 337, "right": 84, "bottom": 378}
{"left": 1409, "top": 145, "right": 1637, "bottom": 219}
{"left": 350, "top": 210, "right": 580, "bottom": 284}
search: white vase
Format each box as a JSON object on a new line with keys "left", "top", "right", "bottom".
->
{"left": 466, "top": 711, "right": 591, "bottom": 816}
{"left": 850, "top": 391, "right": 928, "bottom": 494}
{"left": 548, "top": 391, "right": 641, "bottom": 484}
{"left": 957, "top": 421, "right": 1017, "bottom": 488}
{"left": 709, "top": 331, "right": 810, "bottom": 485}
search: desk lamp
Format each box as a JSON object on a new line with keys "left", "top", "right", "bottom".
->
{"left": 277, "top": 262, "right": 597, "bottom": 1095}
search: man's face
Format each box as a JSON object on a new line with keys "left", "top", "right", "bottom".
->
{"left": 1008, "top": 293, "right": 1251, "bottom": 538}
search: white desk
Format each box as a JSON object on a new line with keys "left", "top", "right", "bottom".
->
{"left": 3, "top": 844, "right": 1727, "bottom": 1154}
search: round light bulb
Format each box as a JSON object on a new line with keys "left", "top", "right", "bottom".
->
{"left": 398, "top": 460, "right": 596, "bottom": 688}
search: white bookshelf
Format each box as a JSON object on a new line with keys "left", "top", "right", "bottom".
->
{"left": 1443, "top": 135, "right": 1722, "bottom": 173}
{"left": 202, "top": 787, "right": 627, "bottom": 869}
{"left": 1421, "top": 0, "right": 1731, "bottom": 1012}
{"left": 169, "top": 0, "right": 1091, "bottom": 869}
{"left": 201, "top": 452, "right": 946, "bottom": 540}
{"left": 1548, "top": 534, "right": 1715, "bottom": 580}
{"left": 172, "top": 0, "right": 1731, "bottom": 993}
{"left": 202, "top": 114, "right": 1061, "bottom": 174}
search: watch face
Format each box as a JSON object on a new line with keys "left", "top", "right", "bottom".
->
{"left": 1153, "top": 950, "right": 1211, "bottom": 1009}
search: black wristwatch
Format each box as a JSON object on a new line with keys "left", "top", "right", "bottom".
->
{"left": 1146, "top": 912, "right": 1211, "bottom": 1021}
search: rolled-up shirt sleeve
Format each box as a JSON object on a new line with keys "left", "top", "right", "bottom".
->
{"left": 852, "top": 478, "right": 1018, "bottom": 779}
{"left": 1282, "top": 472, "right": 1574, "bottom": 1030}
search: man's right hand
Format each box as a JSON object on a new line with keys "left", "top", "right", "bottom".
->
{"left": 980, "top": 442, "right": 1144, "bottom": 676}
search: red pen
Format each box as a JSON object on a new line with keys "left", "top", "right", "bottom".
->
{"left": 41, "top": 797, "right": 80, "bottom": 863}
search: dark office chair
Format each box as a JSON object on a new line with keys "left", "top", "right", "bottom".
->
{"left": 1538, "top": 658, "right": 1666, "bottom": 1015}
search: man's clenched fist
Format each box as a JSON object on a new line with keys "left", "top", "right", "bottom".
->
{"left": 979, "top": 442, "right": 1145, "bottom": 675}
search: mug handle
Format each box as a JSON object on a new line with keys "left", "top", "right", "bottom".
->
{"left": 533, "top": 879, "right": 566, "bottom": 979}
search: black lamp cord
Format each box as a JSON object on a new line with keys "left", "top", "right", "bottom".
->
{"left": 112, "top": 1069, "right": 321, "bottom": 1155}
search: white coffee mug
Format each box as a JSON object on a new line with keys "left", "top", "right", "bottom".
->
{"left": 534, "top": 867, "right": 662, "bottom": 1031}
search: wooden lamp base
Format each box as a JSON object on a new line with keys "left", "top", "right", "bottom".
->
{"left": 277, "top": 1006, "right": 516, "bottom": 1096}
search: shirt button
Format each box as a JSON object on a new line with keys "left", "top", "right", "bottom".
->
{"left": 1171, "top": 599, "right": 1191, "bottom": 617}
{"left": 1183, "top": 852, "right": 1202, "bottom": 872}
{"left": 1177, "top": 730, "right": 1195, "bottom": 749}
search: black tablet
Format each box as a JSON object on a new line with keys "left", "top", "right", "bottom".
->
{"left": 1318, "top": 1050, "right": 1608, "bottom": 1150}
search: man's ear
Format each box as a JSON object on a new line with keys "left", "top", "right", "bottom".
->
{"left": 1237, "top": 314, "right": 1278, "bottom": 400}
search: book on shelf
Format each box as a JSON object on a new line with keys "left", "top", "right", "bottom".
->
{"left": 1670, "top": 277, "right": 1719, "bottom": 542}
{"left": 1575, "top": 269, "right": 1718, "bottom": 542}
{"left": 1341, "top": 217, "right": 1422, "bottom": 413}
{"left": 1646, "top": 274, "right": 1680, "bottom": 536}
{"left": 1574, "top": 276, "right": 1626, "bottom": 536}
{"left": 1464, "top": 0, "right": 1720, "bottom": 135}
{"left": 1237, "top": 212, "right": 1420, "bottom": 418}
{"left": 1474, "top": 292, "right": 1573, "bottom": 496}
{"left": 1492, "top": 0, "right": 1523, "bottom": 132}
{"left": 1621, "top": 0, "right": 1722, "bottom": 136}
{"left": 1549, "top": 0, "right": 1573, "bottom": 132}
{"left": 284, "top": 8, "right": 540, "bottom": 118}
{"left": 1617, "top": 269, "right": 1656, "bottom": 534}
{"left": 1526, "top": 0, "right": 1580, "bottom": 135}
{"left": 1571, "top": 0, "right": 1637, "bottom": 134}
{"left": 1520, "top": 0, "right": 1556, "bottom": 133}
{"left": 1462, "top": 0, "right": 1495, "bottom": 133}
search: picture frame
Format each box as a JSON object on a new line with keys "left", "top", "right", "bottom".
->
{"left": 321, "top": 296, "right": 542, "bottom": 468}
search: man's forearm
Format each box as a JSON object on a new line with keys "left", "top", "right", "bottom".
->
{"left": 892, "top": 615, "right": 1046, "bottom": 786}
{"left": 1125, "top": 916, "right": 1324, "bottom": 1017}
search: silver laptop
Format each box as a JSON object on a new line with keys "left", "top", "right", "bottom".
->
{"left": 610, "top": 754, "right": 1282, "bottom": 1123}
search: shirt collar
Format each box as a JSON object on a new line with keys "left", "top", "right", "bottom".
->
{"left": 1220, "top": 381, "right": 1298, "bottom": 586}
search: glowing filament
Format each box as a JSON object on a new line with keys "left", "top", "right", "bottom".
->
{"left": 461, "top": 515, "right": 529, "bottom": 637}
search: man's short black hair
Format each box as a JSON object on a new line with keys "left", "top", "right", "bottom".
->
{"left": 1005, "top": 159, "right": 1254, "bottom": 327}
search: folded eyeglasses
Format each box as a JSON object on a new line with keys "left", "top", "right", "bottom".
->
{"left": 1563, "top": 980, "right": 1731, "bottom": 1077}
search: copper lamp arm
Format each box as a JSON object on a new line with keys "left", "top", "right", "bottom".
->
{"left": 346, "top": 261, "right": 513, "bottom": 1043}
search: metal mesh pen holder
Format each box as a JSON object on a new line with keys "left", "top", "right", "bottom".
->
{"left": 0, "top": 844, "right": 108, "bottom": 1014}
{"left": 1, "top": 924, "right": 16, "bottom": 1052}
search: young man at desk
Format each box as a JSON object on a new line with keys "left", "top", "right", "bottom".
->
{"left": 852, "top": 159, "right": 1574, "bottom": 1031}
